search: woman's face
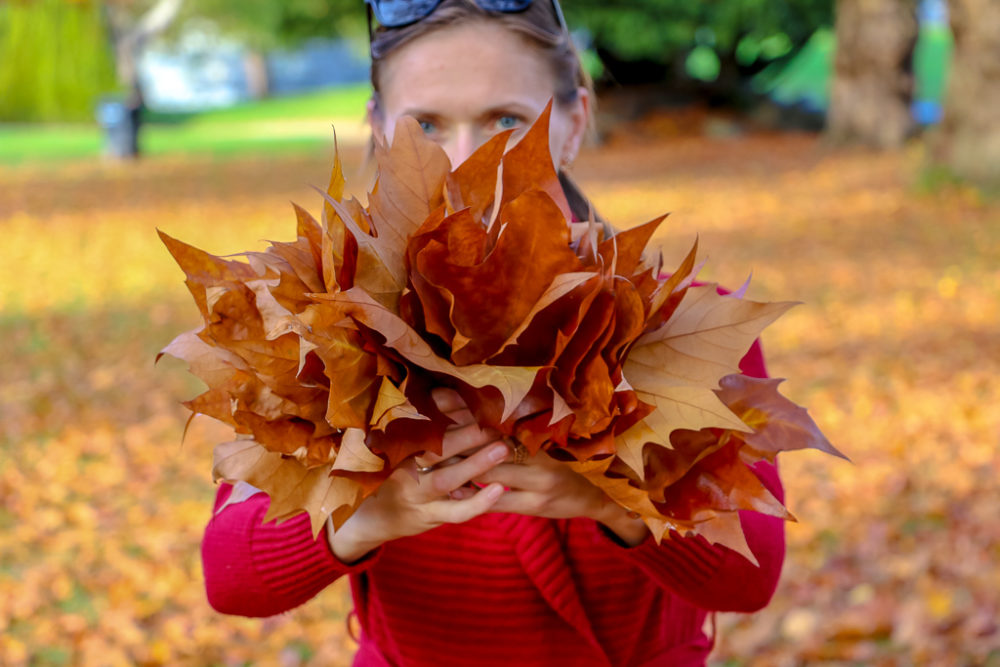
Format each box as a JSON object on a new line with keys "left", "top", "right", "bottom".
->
{"left": 371, "top": 20, "right": 589, "bottom": 169}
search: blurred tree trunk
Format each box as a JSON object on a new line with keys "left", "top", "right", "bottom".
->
{"left": 827, "top": 0, "right": 918, "bottom": 148}
{"left": 106, "top": 0, "right": 184, "bottom": 158}
{"left": 243, "top": 50, "right": 271, "bottom": 100}
{"left": 934, "top": 0, "right": 1000, "bottom": 187}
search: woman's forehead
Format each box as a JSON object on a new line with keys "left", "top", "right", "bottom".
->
{"left": 377, "top": 21, "right": 558, "bottom": 115}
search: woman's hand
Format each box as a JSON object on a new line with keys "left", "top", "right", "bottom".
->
{"left": 327, "top": 388, "right": 649, "bottom": 562}
{"left": 466, "top": 452, "right": 650, "bottom": 547}
{"left": 326, "top": 390, "right": 508, "bottom": 564}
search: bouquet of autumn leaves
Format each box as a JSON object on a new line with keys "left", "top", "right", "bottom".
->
{"left": 160, "top": 105, "right": 843, "bottom": 564}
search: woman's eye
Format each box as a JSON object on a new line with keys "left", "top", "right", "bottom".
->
{"left": 418, "top": 119, "right": 436, "bottom": 134}
{"left": 496, "top": 115, "right": 521, "bottom": 130}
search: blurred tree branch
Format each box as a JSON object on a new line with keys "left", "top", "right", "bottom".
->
{"left": 100, "top": 0, "right": 184, "bottom": 157}
{"left": 105, "top": 0, "right": 184, "bottom": 103}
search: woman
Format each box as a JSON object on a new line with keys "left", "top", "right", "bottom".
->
{"left": 202, "top": 1, "right": 786, "bottom": 664}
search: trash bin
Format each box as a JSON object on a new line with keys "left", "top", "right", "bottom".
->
{"left": 96, "top": 98, "right": 140, "bottom": 158}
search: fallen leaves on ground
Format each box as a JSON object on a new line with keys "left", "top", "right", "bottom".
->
{"left": 1, "top": 123, "right": 998, "bottom": 665}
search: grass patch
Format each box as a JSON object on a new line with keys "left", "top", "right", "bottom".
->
{"left": 0, "top": 83, "right": 371, "bottom": 165}
{"left": 0, "top": 125, "right": 104, "bottom": 161}
{"left": 916, "top": 163, "right": 1000, "bottom": 201}
{"left": 145, "top": 83, "right": 371, "bottom": 124}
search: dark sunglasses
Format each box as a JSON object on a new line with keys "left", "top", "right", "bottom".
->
{"left": 365, "top": 0, "right": 567, "bottom": 32}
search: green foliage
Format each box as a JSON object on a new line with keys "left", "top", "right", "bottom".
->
{"left": 686, "top": 45, "right": 721, "bottom": 82}
{"left": 179, "top": 0, "right": 361, "bottom": 50}
{"left": 564, "top": 0, "right": 833, "bottom": 73}
{"left": 753, "top": 27, "right": 834, "bottom": 109}
{"left": 753, "top": 24, "right": 953, "bottom": 112}
{"left": 0, "top": 0, "right": 118, "bottom": 122}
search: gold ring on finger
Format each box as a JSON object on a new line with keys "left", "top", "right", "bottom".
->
{"left": 505, "top": 438, "right": 528, "bottom": 465}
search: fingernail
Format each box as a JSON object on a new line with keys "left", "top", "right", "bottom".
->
{"left": 485, "top": 484, "right": 503, "bottom": 500}
{"left": 488, "top": 444, "right": 508, "bottom": 462}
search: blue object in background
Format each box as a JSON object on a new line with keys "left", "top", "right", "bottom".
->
{"left": 912, "top": 99, "right": 944, "bottom": 125}
{"left": 96, "top": 98, "right": 140, "bottom": 157}
{"left": 267, "top": 40, "right": 369, "bottom": 95}
{"left": 139, "top": 33, "right": 368, "bottom": 112}
{"left": 919, "top": 0, "right": 948, "bottom": 24}
{"left": 96, "top": 99, "right": 127, "bottom": 128}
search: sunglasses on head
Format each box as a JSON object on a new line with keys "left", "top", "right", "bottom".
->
{"left": 365, "top": 0, "right": 567, "bottom": 32}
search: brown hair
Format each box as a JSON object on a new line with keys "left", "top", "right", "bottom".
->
{"left": 369, "top": 0, "right": 593, "bottom": 115}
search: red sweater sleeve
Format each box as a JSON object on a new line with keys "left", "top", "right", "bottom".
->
{"left": 612, "top": 461, "right": 785, "bottom": 613}
{"left": 598, "top": 338, "right": 786, "bottom": 613}
{"left": 202, "top": 483, "right": 380, "bottom": 617}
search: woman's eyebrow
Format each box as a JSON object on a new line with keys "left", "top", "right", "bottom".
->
{"left": 477, "top": 103, "right": 536, "bottom": 119}
{"left": 400, "top": 108, "right": 445, "bottom": 120}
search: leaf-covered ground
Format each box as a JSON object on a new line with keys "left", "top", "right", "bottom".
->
{"left": 2, "top": 121, "right": 998, "bottom": 665}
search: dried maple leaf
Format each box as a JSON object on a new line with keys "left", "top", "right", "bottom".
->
{"left": 212, "top": 440, "right": 363, "bottom": 536}
{"left": 715, "top": 374, "right": 848, "bottom": 464}
{"left": 161, "top": 107, "right": 841, "bottom": 555}
{"left": 414, "top": 192, "right": 582, "bottom": 364}
{"left": 314, "top": 287, "right": 541, "bottom": 423}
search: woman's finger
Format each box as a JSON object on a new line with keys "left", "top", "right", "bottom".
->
{"left": 485, "top": 489, "right": 544, "bottom": 516}
{"left": 473, "top": 462, "right": 548, "bottom": 490}
{"left": 443, "top": 408, "right": 475, "bottom": 427}
{"left": 421, "top": 442, "right": 509, "bottom": 497}
{"left": 431, "top": 388, "right": 466, "bottom": 413}
{"left": 440, "top": 421, "right": 501, "bottom": 460}
{"left": 433, "top": 483, "right": 505, "bottom": 524}
{"left": 448, "top": 484, "right": 481, "bottom": 500}
{"left": 414, "top": 421, "right": 497, "bottom": 466}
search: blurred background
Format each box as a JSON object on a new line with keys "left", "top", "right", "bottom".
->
{"left": 1, "top": 0, "right": 998, "bottom": 664}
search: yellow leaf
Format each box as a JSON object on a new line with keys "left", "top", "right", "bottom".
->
{"left": 297, "top": 302, "right": 379, "bottom": 430}
{"left": 630, "top": 285, "right": 796, "bottom": 387}
{"left": 693, "top": 510, "right": 759, "bottom": 566}
{"left": 567, "top": 458, "right": 663, "bottom": 520}
{"left": 615, "top": 420, "right": 664, "bottom": 479}
{"left": 648, "top": 238, "right": 699, "bottom": 317}
{"left": 333, "top": 428, "right": 385, "bottom": 473}
{"left": 213, "top": 440, "right": 363, "bottom": 536}
{"left": 624, "top": 285, "right": 796, "bottom": 444}
{"left": 321, "top": 190, "right": 404, "bottom": 311}
{"left": 370, "top": 376, "right": 428, "bottom": 430}
{"left": 329, "top": 117, "right": 452, "bottom": 310}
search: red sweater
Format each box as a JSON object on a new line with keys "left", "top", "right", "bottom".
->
{"left": 201, "top": 342, "right": 784, "bottom": 666}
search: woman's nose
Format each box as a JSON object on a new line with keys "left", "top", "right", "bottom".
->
{"left": 447, "top": 126, "right": 479, "bottom": 168}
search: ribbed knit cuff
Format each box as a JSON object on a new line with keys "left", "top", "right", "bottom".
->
{"left": 250, "top": 510, "right": 381, "bottom": 604}
{"left": 591, "top": 509, "right": 784, "bottom": 613}
{"left": 591, "top": 521, "right": 724, "bottom": 599}
{"left": 627, "top": 530, "right": 726, "bottom": 588}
